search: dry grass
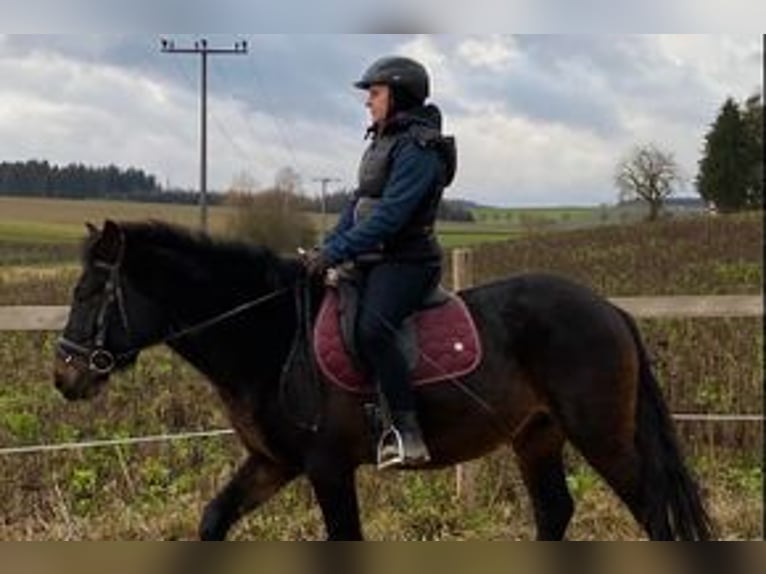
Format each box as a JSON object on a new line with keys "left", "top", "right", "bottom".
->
{"left": 0, "top": 446, "right": 760, "bottom": 540}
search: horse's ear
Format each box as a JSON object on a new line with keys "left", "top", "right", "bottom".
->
{"left": 85, "top": 222, "right": 99, "bottom": 238}
{"left": 94, "top": 220, "right": 124, "bottom": 264}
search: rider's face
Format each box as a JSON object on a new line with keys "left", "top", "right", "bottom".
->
{"left": 366, "top": 84, "right": 391, "bottom": 124}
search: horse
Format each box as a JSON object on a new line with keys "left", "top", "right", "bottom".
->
{"left": 53, "top": 220, "right": 714, "bottom": 541}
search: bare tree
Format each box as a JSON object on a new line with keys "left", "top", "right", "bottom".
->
{"left": 275, "top": 166, "right": 303, "bottom": 194}
{"left": 615, "top": 144, "right": 683, "bottom": 221}
{"left": 274, "top": 166, "right": 303, "bottom": 215}
{"left": 227, "top": 171, "right": 260, "bottom": 195}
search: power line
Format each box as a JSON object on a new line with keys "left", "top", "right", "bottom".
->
{"left": 160, "top": 37, "right": 248, "bottom": 232}
{"left": 209, "top": 62, "right": 276, "bottom": 180}
{"left": 249, "top": 58, "right": 306, "bottom": 178}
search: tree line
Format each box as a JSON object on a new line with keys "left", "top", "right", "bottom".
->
{"left": 0, "top": 160, "right": 176, "bottom": 200}
{"left": 1, "top": 160, "right": 476, "bottom": 221}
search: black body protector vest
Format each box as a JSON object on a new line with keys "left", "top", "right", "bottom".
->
{"left": 353, "top": 112, "right": 457, "bottom": 262}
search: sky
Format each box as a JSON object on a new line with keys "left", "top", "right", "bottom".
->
{"left": 0, "top": 34, "right": 762, "bottom": 207}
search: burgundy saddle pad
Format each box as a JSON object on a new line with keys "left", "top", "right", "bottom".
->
{"left": 313, "top": 290, "right": 482, "bottom": 394}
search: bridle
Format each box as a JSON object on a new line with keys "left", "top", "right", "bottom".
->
{"left": 57, "top": 259, "right": 132, "bottom": 377}
{"left": 56, "top": 257, "right": 295, "bottom": 378}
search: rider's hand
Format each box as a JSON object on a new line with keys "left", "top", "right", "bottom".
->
{"left": 302, "top": 248, "right": 331, "bottom": 277}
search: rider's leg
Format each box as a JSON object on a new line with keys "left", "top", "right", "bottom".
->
{"left": 356, "top": 261, "right": 441, "bottom": 469}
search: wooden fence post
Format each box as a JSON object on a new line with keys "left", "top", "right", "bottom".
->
{"left": 452, "top": 248, "right": 479, "bottom": 507}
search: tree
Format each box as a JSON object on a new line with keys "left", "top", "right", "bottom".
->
{"left": 224, "top": 172, "right": 316, "bottom": 253}
{"left": 0, "top": 160, "right": 162, "bottom": 199}
{"left": 274, "top": 166, "right": 302, "bottom": 195}
{"left": 742, "top": 93, "right": 763, "bottom": 209}
{"left": 615, "top": 144, "right": 683, "bottom": 221}
{"left": 696, "top": 97, "right": 753, "bottom": 212}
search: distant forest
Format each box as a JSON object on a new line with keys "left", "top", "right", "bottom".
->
{"left": 0, "top": 160, "right": 476, "bottom": 220}
{"left": 0, "top": 160, "right": 205, "bottom": 205}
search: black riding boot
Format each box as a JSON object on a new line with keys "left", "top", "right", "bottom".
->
{"left": 377, "top": 410, "right": 431, "bottom": 470}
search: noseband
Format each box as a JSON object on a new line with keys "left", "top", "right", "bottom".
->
{"left": 57, "top": 260, "right": 132, "bottom": 376}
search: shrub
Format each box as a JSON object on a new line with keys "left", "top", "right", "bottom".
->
{"left": 224, "top": 189, "right": 316, "bottom": 254}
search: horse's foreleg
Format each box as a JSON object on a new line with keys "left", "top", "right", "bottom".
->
{"left": 305, "top": 454, "right": 363, "bottom": 541}
{"left": 199, "top": 454, "right": 297, "bottom": 541}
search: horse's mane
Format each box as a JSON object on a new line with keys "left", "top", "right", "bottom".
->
{"left": 112, "top": 220, "right": 301, "bottom": 292}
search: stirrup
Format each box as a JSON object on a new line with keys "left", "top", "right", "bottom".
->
{"left": 377, "top": 427, "right": 405, "bottom": 471}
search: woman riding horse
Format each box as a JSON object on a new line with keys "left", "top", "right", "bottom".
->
{"left": 53, "top": 58, "right": 713, "bottom": 540}
{"left": 305, "top": 56, "right": 457, "bottom": 470}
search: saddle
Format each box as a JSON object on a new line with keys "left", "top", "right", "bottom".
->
{"left": 313, "top": 268, "right": 482, "bottom": 394}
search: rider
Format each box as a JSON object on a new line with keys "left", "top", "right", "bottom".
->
{"left": 305, "top": 56, "right": 457, "bottom": 470}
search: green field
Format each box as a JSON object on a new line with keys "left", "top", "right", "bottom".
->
{"left": 0, "top": 196, "right": 236, "bottom": 242}
{"left": 0, "top": 197, "right": 636, "bottom": 260}
{"left": 1, "top": 197, "right": 528, "bottom": 262}
{"left": 0, "top": 210, "right": 762, "bottom": 540}
{"left": 472, "top": 205, "right": 599, "bottom": 224}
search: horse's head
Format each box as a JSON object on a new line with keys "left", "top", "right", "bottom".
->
{"left": 54, "top": 220, "right": 165, "bottom": 401}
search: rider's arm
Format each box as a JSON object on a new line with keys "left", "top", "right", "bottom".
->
{"left": 321, "top": 140, "right": 440, "bottom": 265}
{"left": 328, "top": 195, "right": 357, "bottom": 237}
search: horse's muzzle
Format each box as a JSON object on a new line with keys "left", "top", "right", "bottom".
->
{"left": 53, "top": 356, "right": 108, "bottom": 401}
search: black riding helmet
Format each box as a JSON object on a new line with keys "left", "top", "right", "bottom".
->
{"left": 354, "top": 56, "right": 430, "bottom": 106}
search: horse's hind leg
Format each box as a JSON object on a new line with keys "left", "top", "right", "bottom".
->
{"left": 577, "top": 437, "right": 672, "bottom": 540}
{"left": 560, "top": 399, "right": 672, "bottom": 540}
{"left": 199, "top": 454, "right": 297, "bottom": 541}
{"left": 512, "top": 413, "right": 574, "bottom": 540}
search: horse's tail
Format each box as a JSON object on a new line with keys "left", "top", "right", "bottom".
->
{"left": 616, "top": 306, "right": 716, "bottom": 541}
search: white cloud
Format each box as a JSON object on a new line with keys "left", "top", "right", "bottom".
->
{"left": 451, "top": 111, "right": 617, "bottom": 206}
{"left": 0, "top": 34, "right": 761, "bottom": 207}
{"left": 653, "top": 35, "right": 762, "bottom": 99}
{"left": 0, "top": 50, "right": 192, "bottom": 171}
{"left": 394, "top": 35, "right": 457, "bottom": 100}
{"left": 0, "top": 41, "right": 363, "bottom": 196}
{"left": 457, "top": 35, "right": 519, "bottom": 72}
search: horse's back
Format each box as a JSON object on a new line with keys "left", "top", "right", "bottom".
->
{"left": 458, "top": 272, "right": 637, "bottom": 383}
{"left": 460, "top": 272, "right": 622, "bottom": 326}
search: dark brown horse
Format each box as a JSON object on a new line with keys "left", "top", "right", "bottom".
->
{"left": 53, "top": 220, "right": 714, "bottom": 541}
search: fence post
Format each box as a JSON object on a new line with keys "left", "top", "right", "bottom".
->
{"left": 452, "top": 248, "right": 478, "bottom": 507}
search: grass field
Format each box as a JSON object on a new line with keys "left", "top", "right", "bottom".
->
{"left": 0, "top": 197, "right": 526, "bottom": 262}
{"left": 0, "top": 200, "right": 762, "bottom": 540}
{"left": 0, "top": 197, "right": 235, "bottom": 242}
{"left": 472, "top": 205, "right": 600, "bottom": 225}
{"left": 0, "top": 197, "right": 649, "bottom": 259}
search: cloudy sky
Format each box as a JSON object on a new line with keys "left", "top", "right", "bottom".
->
{"left": 0, "top": 34, "right": 762, "bottom": 207}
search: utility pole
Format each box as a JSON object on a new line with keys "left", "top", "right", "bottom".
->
{"left": 313, "top": 177, "right": 341, "bottom": 243}
{"left": 161, "top": 37, "right": 248, "bottom": 232}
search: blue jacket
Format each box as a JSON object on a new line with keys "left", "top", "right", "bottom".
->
{"left": 322, "top": 106, "right": 452, "bottom": 264}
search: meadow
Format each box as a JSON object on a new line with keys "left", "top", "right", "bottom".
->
{"left": 0, "top": 198, "right": 762, "bottom": 540}
{"left": 0, "top": 196, "right": 526, "bottom": 259}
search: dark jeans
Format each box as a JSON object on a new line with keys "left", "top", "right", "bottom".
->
{"left": 355, "top": 261, "right": 442, "bottom": 413}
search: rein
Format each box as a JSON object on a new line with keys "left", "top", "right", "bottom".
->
{"left": 57, "top": 260, "right": 296, "bottom": 376}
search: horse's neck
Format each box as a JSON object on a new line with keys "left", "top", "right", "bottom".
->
{"left": 135, "top": 251, "right": 299, "bottom": 396}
